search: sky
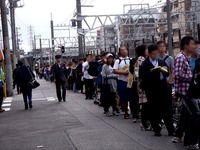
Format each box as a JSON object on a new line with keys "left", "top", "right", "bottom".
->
{"left": 15, "top": 0, "right": 160, "bottom": 52}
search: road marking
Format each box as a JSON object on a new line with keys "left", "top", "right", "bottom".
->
{"left": 4, "top": 108, "right": 11, "bottom": 111}
{"left": 2, "top": 97, "right": 13, "bottom": 112}
{"left": 32, "top": 98, "right": 46, "bottom": 101}
{"left": 3, "top": 100, "right": 12, "bottom": 103}
{"left": 2, "top": 103, "right": 11, "bottom": 107}
{"left": 46, "top": 97, "right": 56, "bottom": 101}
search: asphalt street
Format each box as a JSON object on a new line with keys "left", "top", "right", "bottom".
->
{"left": 0, "top": 79, "right": 185, "bottom": 150}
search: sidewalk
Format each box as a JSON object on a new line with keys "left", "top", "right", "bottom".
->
{"left": 0, "top": 79, "right": 185, "bottom": 150}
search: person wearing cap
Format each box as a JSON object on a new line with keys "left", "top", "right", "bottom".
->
{"left": 51, "top": 55, "right": 67, "bottom": 102}
{"left": 101, "top": 53, "right": 118, "bottom": 116}
{"left": 0, "top": 59, "right": 5, "bottom": 113}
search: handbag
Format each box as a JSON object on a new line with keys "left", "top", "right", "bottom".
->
{"left": 137, "top": 80, "right": 147, "bottom": 104}
{"left": 28, "top": 68, "right": 40, "bottom": 89}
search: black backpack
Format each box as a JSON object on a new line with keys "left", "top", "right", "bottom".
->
{"left": 88, "top": 61, "right": 99, "bottom": 77}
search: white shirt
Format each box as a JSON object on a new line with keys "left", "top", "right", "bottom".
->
{"left": 82, "top": 61, "right": 93, "bottom": 79}
{"left": 113, "top": 57, "right": 130, "bottom": 82}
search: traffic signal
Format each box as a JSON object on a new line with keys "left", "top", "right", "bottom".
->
{"left": 61, "top": 46, "right": 65, "bottom": 53}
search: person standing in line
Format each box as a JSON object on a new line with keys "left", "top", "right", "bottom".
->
{"left": 71, "top": 60, "right": 78, "bottom": 93}
{"left": 113, "top": 47, "right": 131, "bottom": 119}
{"left": 172, "top": 36, "right": 195, "bottom": 143}
{"left": 82, "top": 54, "right": 94, "bottom": 100}
{"left": 157, "top": 41, "right": 175, "bottom": 135}
{"left": 101, "top": 53, "right": 118, "bottom": 116}
{"left": 139, "top": 44, "right": 172, "bottom": 136}
{"left": 76, "top": 59, "right": 84, "bottom": 93}
{"left": 35, "top": 64, "right": 40, "bottom": 79}
{"left": 67, "top": 62, "right": 73, "bottom": 90}
{"left": 134, "top": 45, "right": 150, "bottom": 129}
{"left": 190, "top": 40, "right": 200, "bottom": 74}
{"left": 184, "top": 58, "right": 200, "bottom": 150}
{"left": 0, "top": 59, "right": 5, "bottom": 113}
{"left": 51, "top": 55, "right": 67, "bottom": 102}
{"left": 14, "top": 60, "right": 35, "bottom": 110}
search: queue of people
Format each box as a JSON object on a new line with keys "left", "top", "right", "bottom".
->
{"left": 56, "top": 36, "right": 198, "bottom": 150}
{"left": 7, "top": 35, "right": 200, "bottom": 150}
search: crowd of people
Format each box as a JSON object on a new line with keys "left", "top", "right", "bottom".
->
{"left": 50, "top": 36, "right": 200, "bottom": 149}
{"left": 4, "top": 35, "right": 200, "bottom": 149}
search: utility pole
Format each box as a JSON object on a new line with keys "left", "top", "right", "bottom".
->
{"left": 166, "top": 0, "right": 173, "bottom": 56}
{"left": 76, "top": 0, "right": 83, "bottom": 58}
{"left": 50, "top": 14, "right": 55, "bottom": 63}
{"left": 9, "top": 0, "right": 17, "bottom": 67}
{"left": 39, "top": 38, "right": 42, "bottom": 65}
{"left": 0, "top": 0, "right": 13, "bottom": 96}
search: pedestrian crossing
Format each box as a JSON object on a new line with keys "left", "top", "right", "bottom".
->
{"left": 1, "top": 97, "right": 57, "bottom": 112}
{"left": 2, "top": 97, "right": 13, "bottom": 111}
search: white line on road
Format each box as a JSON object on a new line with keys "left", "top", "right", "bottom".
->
{"left": 2, "top": 97, "right": 13, "bottom": 112}
{"left": 46, "top": 97, "right": 56, "bottom": 101}
{"left": 4, "top": 108, "right": 11, "bottom": 111}
{"left": 2, "top": 103, "right": 11, "bottom": 107}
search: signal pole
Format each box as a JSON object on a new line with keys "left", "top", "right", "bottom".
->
{"left": 50, "top": 14, "right": 55, "bottom": 63}
{"left": 166, "top": 0, "right": 173, "bottom": 56}
{"left": 10, "top": 0, "right": 17, "bottom": 67}
{"left": 76, "top": 0, "right": 83, "bottom": 58}
{"left": 0, "top": 0, "right": 13, "bottom": 96}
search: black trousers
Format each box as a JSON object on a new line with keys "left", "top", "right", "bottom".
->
{"left": 0, "top": 87, "right": 3, "bottom": 108}
{"left": 103, "top": 92, "right": 117, "bottom": 112}
{"left": 130, "top": 82, "right": 139, "bottom": 119}
{"left": 141, "top": 102, "right": 150, "bottom": 128}
{"left": 22, "top": 88, "right": 32, "bottom": 108}
{"left": 84, "top": 78, "right": 94, "bottom": 99}
{"left": 56, "top": 81, "right": 66, "bottom": 101}
{"left": 147, "top": 83, "right": 174, "bottom": 134}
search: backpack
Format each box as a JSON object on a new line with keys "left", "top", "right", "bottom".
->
{"left": 118, "top": 58, "right": 131, "bottom": 65}
{"left": 88, "top": 61, "right": 99, "bottom": 77}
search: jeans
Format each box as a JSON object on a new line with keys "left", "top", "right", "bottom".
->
{"left": 73, "top": 83, "right": 77, "bottom": 93}
{"left": 22, "top": 88, "right": 32, "bottom": 109}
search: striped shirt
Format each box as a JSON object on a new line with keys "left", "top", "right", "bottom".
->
{"left": 174, "top": 51, "right": 193, "bottom": 96}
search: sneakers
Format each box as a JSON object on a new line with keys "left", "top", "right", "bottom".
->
{"left": 132, "top": 118, "right": 138, "bottom": 123}
{"left": 124, "top": 114, "right": 130, "bottom": 119}
{"left": 113, "top": 111, "right": 119, "bottom": 116}
{"left": 172, "top": 137, "right": 182, "bottom": 143}
{"left": 105, "top": 111, "right": 111, "bottom": 117}
{"left": 0, "top": 109, "right": 5, "bottom": 113}
{"left": 187, "top": 144, "right": 199, "bottom": 150}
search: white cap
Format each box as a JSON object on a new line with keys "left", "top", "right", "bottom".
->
{"left": 106, "top": 53, "right": 113, "bottom": 58}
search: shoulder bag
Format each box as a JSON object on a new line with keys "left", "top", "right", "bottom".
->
{"left": 28, "top": 68, "right": 40, "bottom": 89}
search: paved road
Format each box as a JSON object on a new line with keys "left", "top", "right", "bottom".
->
{"left": 0, "top": 79, "right": 185, "bottom": 150}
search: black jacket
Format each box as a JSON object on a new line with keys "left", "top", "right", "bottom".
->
{"left": 139, "top": 57, "right": 169, "bottom": 103}
{"left": 14, "top": 66, "right": 35, "bottom": 89}
{"left": 52, "top": 63, "right": 67, "bottom": 82}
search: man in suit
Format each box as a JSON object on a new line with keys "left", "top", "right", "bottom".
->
{"left": 139, "top": 44, "right": 174, "bottom": 136}
{"left": 52, "top": 55, "right": 67, "bottom": 102}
